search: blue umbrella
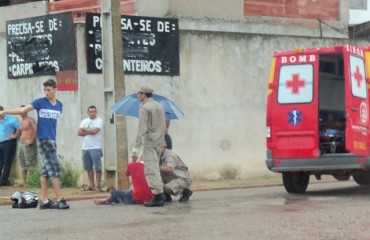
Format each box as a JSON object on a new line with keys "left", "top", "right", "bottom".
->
{"left": 111, "top": 93, "right": 184, "bottom": 120}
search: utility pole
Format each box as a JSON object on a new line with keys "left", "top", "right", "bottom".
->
{"left": 101, "top": 0, "right": 129, "bottom": 189}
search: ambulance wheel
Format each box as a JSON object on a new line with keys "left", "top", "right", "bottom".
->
{"left": 353, "top": 173, "right": 370, "bottom": 186}
{"left": 282, "top": 172, "right": 309, "bottom": 193}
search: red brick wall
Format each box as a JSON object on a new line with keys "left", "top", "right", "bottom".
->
{"left": 244, "top": 0, "right": 339, "bottom": 21}
{"left": 48, "top": 0, "right": 136, "bottom": 22}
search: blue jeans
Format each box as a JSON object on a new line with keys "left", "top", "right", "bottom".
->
{"left": 0, "top": 139, "right": 16, "bottom": 184}
{"left": 109, "top": 189, "right": 137, "bottom": 204}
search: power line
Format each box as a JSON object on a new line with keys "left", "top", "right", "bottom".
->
{"left": 317, "top": 18, "right": 348, "bottom": 36}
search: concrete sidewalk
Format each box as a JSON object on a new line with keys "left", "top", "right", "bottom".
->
{"left": 0, "top": 175, "right": 285, "bottom": 205}
{"left": 1, "top": 174, "right": 338, "bottom": 205}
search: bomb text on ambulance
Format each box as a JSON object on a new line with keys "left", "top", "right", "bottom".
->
{"left": 281, "top": 55, "right": 316, "bottom": 64}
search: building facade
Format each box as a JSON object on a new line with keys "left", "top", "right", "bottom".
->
{"left": 0, "top": 0, "right": 365, "bottom": 186}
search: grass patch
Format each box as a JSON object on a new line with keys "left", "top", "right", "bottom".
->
{"left": 26, "top": 155, "right": 80, "bottom": 188}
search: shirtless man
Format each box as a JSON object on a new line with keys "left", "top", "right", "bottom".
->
{"left": 10, "top": 105, "right": 37, "bottom": 185}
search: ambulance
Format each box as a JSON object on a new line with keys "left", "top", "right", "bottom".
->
{"left": 266, "top": 44, "right": 370, "bottom": 193}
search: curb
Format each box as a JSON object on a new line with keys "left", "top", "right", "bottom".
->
{"left": 1, "top": 176, "right": 338, "bottom": 206}
{"left": 0, "top": 182, "right": 283, "bottom": 206}
{"left": 0, "top": 179, "right": 337, "bottom": 205}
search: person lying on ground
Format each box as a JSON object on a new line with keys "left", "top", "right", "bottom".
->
{"left": 94, "top": 157, "right": 153, "bottom": 205}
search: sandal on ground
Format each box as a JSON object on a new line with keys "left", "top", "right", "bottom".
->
{"left": 95, "top": 187, "right": 102, "bottom": 193}
{"left": 81, "top": 185, "right": 94, "bottom": 192}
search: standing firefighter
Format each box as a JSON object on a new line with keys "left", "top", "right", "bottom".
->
{"left": 131, "top": 86, "right": 166, "bottom": 207}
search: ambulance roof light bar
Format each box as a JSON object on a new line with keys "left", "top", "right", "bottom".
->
{"left": 294, "top": 48, "right": 305, "bottom": 54}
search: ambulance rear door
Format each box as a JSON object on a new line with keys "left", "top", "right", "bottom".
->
{"left": 343, "top": 44, "right": 369, "bottom": 156}
{"left": 270, "top": 51, "right": 319, "bottom": 159}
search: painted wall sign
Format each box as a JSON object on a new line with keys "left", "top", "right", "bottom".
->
{"left": 6, "top": 12, "right": 77, "bottom": 79}
{"left": 85, "top": 13, "right": 179, "bottom": 76}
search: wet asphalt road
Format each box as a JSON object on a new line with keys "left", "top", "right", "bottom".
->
{"left": 2, "top": 180, "right": 370, "bottom": 240}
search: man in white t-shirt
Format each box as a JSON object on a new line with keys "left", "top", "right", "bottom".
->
{"left": 77, "top": 105, "right": 104, "bottom": 192}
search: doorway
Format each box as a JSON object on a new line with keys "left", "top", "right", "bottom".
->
{"left": 318, "top": 53, "right": 347, "bottom": 154}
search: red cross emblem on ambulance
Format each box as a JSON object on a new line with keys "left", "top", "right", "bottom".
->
{"left": 278, "top": 64, "right": 313, "bottom": 103}
{"left": 286, "top": 73, "right": 305, "bottom": 94}
{"left": 353, "top": 65, "right": 363, "bottom": 88}
{"left": 350, "top": 55, "right": 367, "bottom": 99}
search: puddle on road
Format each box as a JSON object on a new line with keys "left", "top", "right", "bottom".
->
{"left": 261, "top": 195, "right": 342, "bottom": 213}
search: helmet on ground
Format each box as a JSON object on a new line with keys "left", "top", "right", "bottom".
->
{"left": 11, "top": 191, "right": 39, "bottom": 209}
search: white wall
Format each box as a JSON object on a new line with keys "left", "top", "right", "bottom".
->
{"left": 122, "top": 32, "right": 351, "bottom": 180}
{"left": 0, "top": 1, "right": 356, "bottom": 184}
{"left": 350, "top": 0, "right": 370, "bottom": 25}
{"left": 135, "top": 0, "right": 169, "bottom": 17}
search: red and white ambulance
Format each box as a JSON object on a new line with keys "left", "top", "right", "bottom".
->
{"left": 266, "top": 44, "right": 370, "bottom": 193}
